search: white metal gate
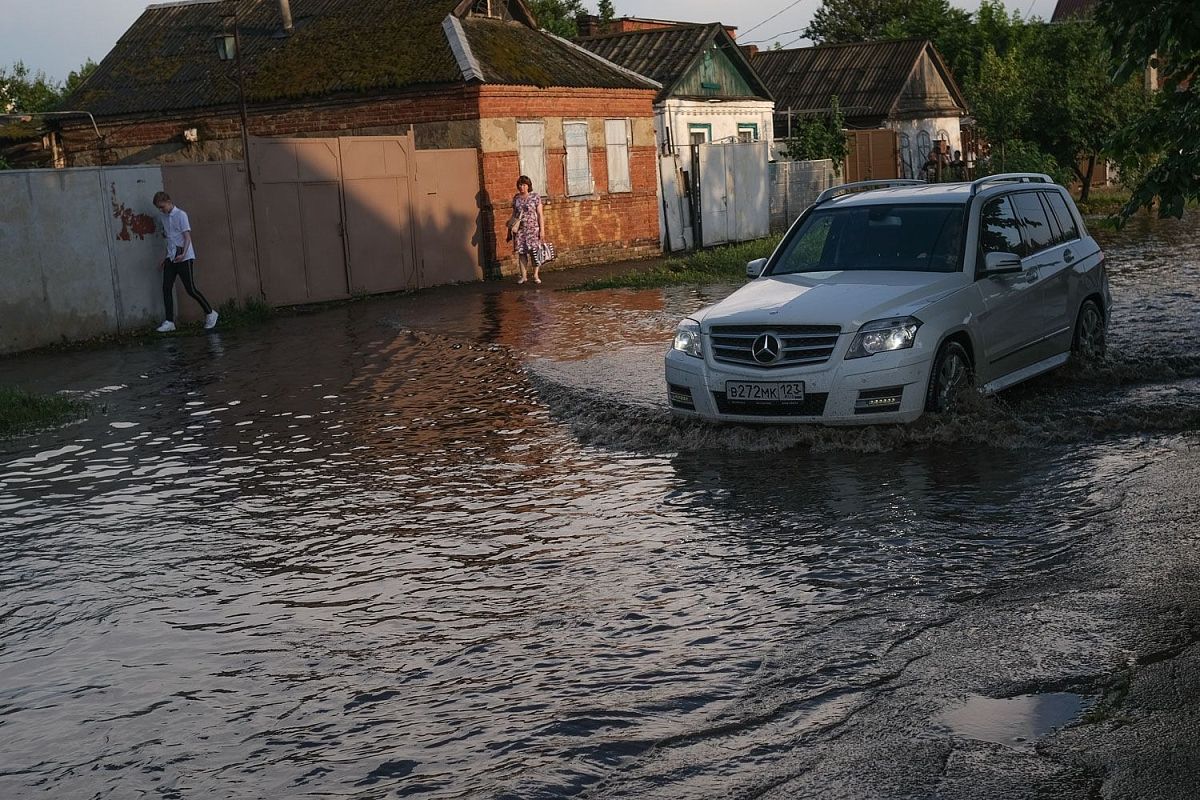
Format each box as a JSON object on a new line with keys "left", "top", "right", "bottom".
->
{"left": 696, "top": 141, "right": 769, "bottom": 246}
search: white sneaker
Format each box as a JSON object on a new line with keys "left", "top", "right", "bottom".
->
{"left": 204, "top": 311, "right": 219, "bottom": 330}
{"left": 156, "top": 320, "right": 176, "bottom": 333}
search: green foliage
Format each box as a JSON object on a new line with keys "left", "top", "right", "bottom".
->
{"left": 781, "top": 97, "right": 848, "bottom": 170}
{"left": 805, "top": 0, "right": 953, "bottom": 44}
{"left": 0, "top": 61, "right": 61, "bottom": 114}
{"left": 528, "top": 0, "right": 586, "bottom": 37}
{"left": 967, "top": 46, "right": 1031, "bottom": 156}
{"left": 597, "top": 0, "right": 615, "bottom": 24}
{"left": 1019, "top": 21, "right": 1149, "bottom": 200}
{"left": 63, "top": 59, "right": 98, "bottom": 96}
{"left": 0, "top": 388, "right": 87, "bottom": 439}
{"left": 1094, "top": 0, "right": 1200, "bottom": 220}
{"left": 570, "top": 237, "right": 782, "bottom": 290}
{"left": 973, "top": 139, "right": 1073, "bottom": 186}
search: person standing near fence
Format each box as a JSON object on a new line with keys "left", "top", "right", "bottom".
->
{"left": 153, "top": 191, "right": 217, "bottom": 332}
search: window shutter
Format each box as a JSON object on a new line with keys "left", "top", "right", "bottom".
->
{"left": 564, "top": 121, "right": 592, "bottom": 197}
{"left": 517, "top": 121, "right": 547, "bottom": 196}
{"left": 605, "top": 119, "right": 631, "bottom": 193}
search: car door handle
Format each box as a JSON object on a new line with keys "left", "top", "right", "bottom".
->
{"left": 1063, "top": 249, "right": 1075, "bottom": 263}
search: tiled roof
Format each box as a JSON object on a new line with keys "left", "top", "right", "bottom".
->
{"left": 65, "top": 0, "right": 651, "bottom": 118}
{"left": 752, "top": 38, "right": 963, "bottom": 121}
{"left": 1051, "top": 0, "right": 1096, "bottom": 22}
{"left": 577, "top": 23, "right": 770, "bottom": 102}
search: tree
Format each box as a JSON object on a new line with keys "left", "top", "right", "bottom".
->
{"left": 63, "top": 59, "right": 98, "bottom": 97}
{"left": 1094, "top": 0, "right": 1200, "bottom": 219}
{"left": 597, "top": 0, "right": 615, "bottom": 24}
{"left": 805, "top": 0, "right": 960, "bottom": 45}
{"left": 1022, "top": 20, "right": 1149, "bottom": 201}
{"left": 781, "top": 96, "right": 848, "bottom": 171}
{"left": 0, "top": 61, "right": 61, "bottom": 114}
{"left": 967, "top": 45, "right": 1032, "bottom": 170}
{"left": 528, "top": 0, "right": 586, "bottom": 38}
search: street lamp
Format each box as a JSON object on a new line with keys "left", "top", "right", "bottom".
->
{"left": 214, "top": 11, "right": 253, "bottom": 190}
{"left": 214, "top": 6, "right": 265, "bottom": 299}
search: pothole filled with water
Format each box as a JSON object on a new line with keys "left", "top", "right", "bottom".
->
{"left": 940, "top": 692, "right": 1090, "bottom": 748}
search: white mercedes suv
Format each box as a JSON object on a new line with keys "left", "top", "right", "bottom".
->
{"left": 665, "top": 174, "right": 1109, "bottom": 424}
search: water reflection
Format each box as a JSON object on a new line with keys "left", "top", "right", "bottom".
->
{"left": 0, "top": 213, "right": 1196, "bottom": 797}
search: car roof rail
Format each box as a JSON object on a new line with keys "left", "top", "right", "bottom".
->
{"left": 814, "top": 179, "right": 926, "bottom": 206}
{"left": 969, "top": 173, "right": 1054, "bottom": 197}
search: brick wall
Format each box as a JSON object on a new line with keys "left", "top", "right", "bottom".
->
{"left": 63, "top": 83, "right": 662, "bottom": 274}
{"left": 60, "top": 87, "right": 479, "bottom": 165}
{"left": 477, "top": 85, "right": 660, "bottom": 274}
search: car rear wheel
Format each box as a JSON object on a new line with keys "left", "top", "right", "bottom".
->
{"left": 925, "top": 340, "right": 973, "bottom": 413}
{"left": 1071, "top": 299, "right": 1106, "bottom": 362}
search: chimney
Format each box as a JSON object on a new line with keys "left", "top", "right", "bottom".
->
{"left": 576, "top": 13, "right": 601, "bottom": 38}
{"left": 740, "top": 44, "right": 759, "bottom": 58}
{"left": 278, "top": 0, "right": 294, "bottom": 35}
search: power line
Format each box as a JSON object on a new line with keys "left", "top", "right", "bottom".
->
{"left": 744, "top": 27, "right": 805, "bottom": 45}
{"left": 739, "top": 0, "right": 811, "bottom": 39}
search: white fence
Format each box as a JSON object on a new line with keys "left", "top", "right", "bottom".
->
{"left": 769, "top": 159, "right": 839, "bottom": 233}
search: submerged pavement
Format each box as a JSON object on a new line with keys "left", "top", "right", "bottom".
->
{"left": 1, "top": 217, "right": 1199, "bottom": 798}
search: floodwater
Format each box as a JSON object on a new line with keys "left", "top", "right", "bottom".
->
{"left": 1, "top": 214, "right": 1198, "bottom": 798}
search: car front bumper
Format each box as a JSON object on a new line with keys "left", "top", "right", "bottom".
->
{"left": 664, "top": 347, "right": 933, "bottom": 425}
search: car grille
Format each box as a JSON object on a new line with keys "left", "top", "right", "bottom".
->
{"left": 709, "top": 325, "right": 841, "bottom": 369}
{"left": 712, "top": 391, "right": 829, "bottom": 417}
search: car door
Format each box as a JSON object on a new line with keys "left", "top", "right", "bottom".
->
{"left": 1041, "top": 190, "right": 1089, "bottom": 353}
{"left": 1010, "top": 190, "right": 1069, "bottom": 358}
{"left": 973, "top": 194, "right": 1046, "bottom": 375}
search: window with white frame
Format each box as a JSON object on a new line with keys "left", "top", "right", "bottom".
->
{"left": 737, "top": 123, "right": 759, "bottom": 143}
{"left": 604, "top": 118, "right": 631, "bottom": 193}
{"left": 688, "top": 124, "right": 711, "bottom": 145}
{"left": 563, "top": 120, "right": 593, "bottom": 197}
{"left": 517, "top": 121, "right": 547, "bottom": 196}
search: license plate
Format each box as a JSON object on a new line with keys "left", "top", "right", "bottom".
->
{"left": 725, "top": 381, "right": 805, "bottom": 403}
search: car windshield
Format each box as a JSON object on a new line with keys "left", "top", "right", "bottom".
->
{"left": 770, "top": 203, "right": 966, "bottom": 275}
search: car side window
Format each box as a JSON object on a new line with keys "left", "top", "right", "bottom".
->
{"left": 1043, "top": 191, "right": 1081, "bottom": 243}
{"left": 979, "top": 196, "right": 1024, "bottom": 258}
{"left": 1010, "top": 191, "right": 1056, "bottom": 254}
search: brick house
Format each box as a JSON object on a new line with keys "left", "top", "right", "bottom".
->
{"left": 58, "top": 0, "right": 661, "bottom": 274}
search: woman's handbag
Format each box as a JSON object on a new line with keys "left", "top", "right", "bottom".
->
{"left": 506, "top": 212, "right": 522, "bottom": 232}
{"left": 535, "top": 241, "right": 555, "bottom": 265}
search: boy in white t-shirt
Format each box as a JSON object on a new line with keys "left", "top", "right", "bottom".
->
{"left": 152, "top": 191, "right": 218, "bottom": 332}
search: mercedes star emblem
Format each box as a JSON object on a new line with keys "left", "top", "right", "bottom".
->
{"left": 751, "top": 333, "right": 781, "bottom": 364}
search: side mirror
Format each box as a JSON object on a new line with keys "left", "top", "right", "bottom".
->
{"left": 982, "top": 251, "right": 1022, "bottom": 276}
{"left": 746, "top": 258, "right": 768, "bottom": 279}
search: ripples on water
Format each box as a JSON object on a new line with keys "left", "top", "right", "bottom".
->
{"left": 0, "top": 215, "right": 1197, "bottom": 798}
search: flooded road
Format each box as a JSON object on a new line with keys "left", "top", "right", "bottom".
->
{"left": 1, "top": 215, "right": 1199, "bottom": 798}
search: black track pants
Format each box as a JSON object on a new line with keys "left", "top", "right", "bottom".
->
{"left": 162, "top": 259, "right": 213, "bottom": 321}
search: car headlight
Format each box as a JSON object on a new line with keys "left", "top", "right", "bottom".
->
{"left": 672, "top": 319, "right": 702, "bottom": 358}
{"left": 845, "top": 316, "right": 922, "bottom": 359}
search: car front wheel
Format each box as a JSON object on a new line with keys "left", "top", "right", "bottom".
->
{"left": 925, "top": 340, "right": 973, "bottom": 413}
{"left": 1072, "top": 299, "right": 1106, "bottom": 362}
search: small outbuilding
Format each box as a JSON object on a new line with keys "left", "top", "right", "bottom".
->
{"left": 753, "top": 38, "right": 968, "bottom": 180}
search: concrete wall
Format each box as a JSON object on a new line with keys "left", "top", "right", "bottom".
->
{"left": 0, "top": 165, "right": 165, "bottom": 354}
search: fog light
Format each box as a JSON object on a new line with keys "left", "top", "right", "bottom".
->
{"left": 855, "top": 387, "right": 903, "bottom": 414}
{"left": 668, "top": 383, "right": 695, "bottom": 410}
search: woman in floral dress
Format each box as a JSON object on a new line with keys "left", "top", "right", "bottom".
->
{"left": 511, "top": 175, "right": 544, "bottom": 284}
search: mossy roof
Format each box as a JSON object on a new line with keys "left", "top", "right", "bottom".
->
{"left": 63, "top": 0, "right": 650, "bottom": 119}
{"left": 577, "top": 23, "right": 772, "bottom": 103}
